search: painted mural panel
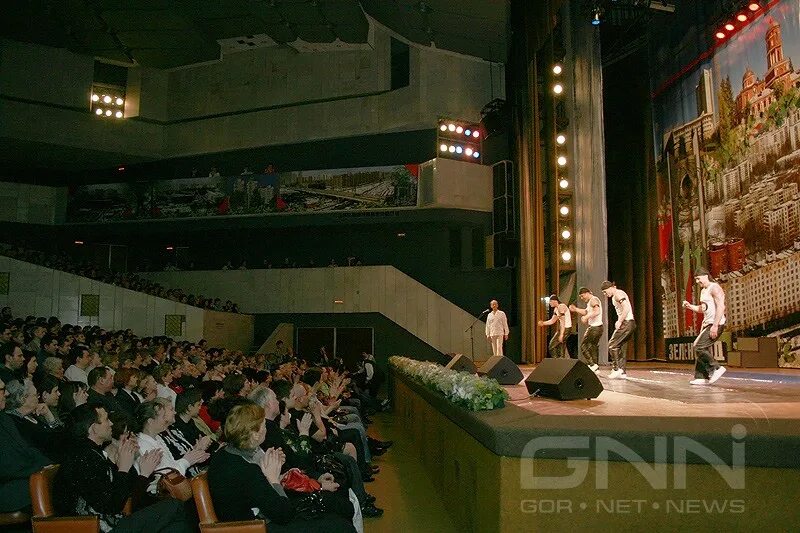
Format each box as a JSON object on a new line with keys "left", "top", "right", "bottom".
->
{"left": 654, "top": 0, "right": 800, "bottom": 367}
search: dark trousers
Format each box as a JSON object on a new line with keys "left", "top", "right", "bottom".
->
{"left": 580, "top": 325, "right": 603, "bottom": 366}
{"left": 608, "top": 320, "right": 636, "bottom": 372}
{"left": 548, "top": 331, "right": 567, "bottom": 359}
{"left": 694, "top": 324, "right": 724, "bottom": 379}
{"left": 113, "top": 498, "right": 193, "bottom": 532}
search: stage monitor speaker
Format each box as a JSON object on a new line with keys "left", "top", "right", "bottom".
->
{"left": 524, "top": 359, "right": 603, "bottom": 400}
{"left": 478, "top": 356, "right": 523, "bottom": 385}
{"left": 445, "top": 354, "right": 477, "bottom": 374}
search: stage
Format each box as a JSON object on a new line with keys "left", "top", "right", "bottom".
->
{"left": 390, "top": 361, "right": 800, "bottom": 532}
{"left": 504, "top": 363, "right": 800, "bottom": 419}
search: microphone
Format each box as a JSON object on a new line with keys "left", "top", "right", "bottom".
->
{"left": 480, "top": 308, "right": 491, "bottom": 315}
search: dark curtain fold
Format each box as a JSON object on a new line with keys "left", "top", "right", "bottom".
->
{"left": 604, "top": 45, "right": 664, "bottom": 360}
{"left": 509, "top": 0, "right": 565, "bottom": 363}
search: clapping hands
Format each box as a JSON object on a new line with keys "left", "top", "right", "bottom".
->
{"left": 259, "top": 447, "right": 286, "bottom": 484}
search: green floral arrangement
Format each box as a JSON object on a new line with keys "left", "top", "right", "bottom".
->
{"left": 389, "top": 356, "right": 508, "bottom": 411}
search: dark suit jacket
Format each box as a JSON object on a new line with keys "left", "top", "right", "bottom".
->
{"left": 114, "top": 388, "right": 141, "bottom": 417}
{"left": 88, "top": 389, "right": 124, "bottom": 414}
{"left": 0, "top": 413, "right": 51, "bottom": 512}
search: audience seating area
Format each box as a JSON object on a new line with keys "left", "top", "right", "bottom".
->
{"left": 0, "top": 307, "right": 391, "bottom": 532}
{"left": 0, "top": 243, "right": 241, "bottom": 313}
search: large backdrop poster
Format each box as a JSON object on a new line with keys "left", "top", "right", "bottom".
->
{"left": 653, "top": 0, "right": 800, "bottom": 367}
{"left": 67, "top": 164, "right": 419, "bottom": 223}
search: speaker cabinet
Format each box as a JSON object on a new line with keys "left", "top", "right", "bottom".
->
{"left": 477, "top": 356, "right": 523, "bottom": 385}
{"left": 524, "top": 359, "right": 603, "bottom": 400}
{"left": 445, "top": 354, "right": 477, "bottom": 374}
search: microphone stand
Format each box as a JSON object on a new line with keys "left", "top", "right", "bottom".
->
{"left": 465, "top": 310, "right": 490, "bottom": 362}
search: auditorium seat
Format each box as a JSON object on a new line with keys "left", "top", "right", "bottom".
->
{"left": 190, "top": 472, "right": 266, "bottom": 532}
{"left": 29, "top": 465, "right": 99, "bottom": 533}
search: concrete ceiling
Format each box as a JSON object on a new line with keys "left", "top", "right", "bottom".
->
{"left": 0, "top": 0, "right": 507, "bottom": 69}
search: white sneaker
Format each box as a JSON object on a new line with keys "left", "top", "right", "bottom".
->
{"left": 607, "top": 369, "right": 622, "bottom": 379}
{"left": 618, "top": 372, "right": 628, "bottom": 380}
{"left": 708, "top": 366, "right": 727, "bottom": 384}
{"left": 689, "top": 378, "right": 709, "bottom": 385}
{"left": 589, "top": 364, "right": 600, "bottom": 373}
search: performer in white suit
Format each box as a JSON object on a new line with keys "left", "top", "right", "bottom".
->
{"left": 485, "top": 300, "right": 509, "bottom": 356}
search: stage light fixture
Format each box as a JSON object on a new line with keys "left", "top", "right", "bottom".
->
{"left": 552, "top": 64, "right": 563, "bottom": 75}
{"left": 737, "top": 13, "right": 748, "bottom": 22}
{"left": 91, "top": 94, "right": 99, "bottom": 102}
{"left": 95, "top": 108, "right": 103, "bottom": 115}
{"left": 448, "top": 124, "right": 456, "bottom": 131}
{"left": 562, "top": 229, "right": 572, "bottom": 240}
{"left": 556, "top": 134, "right": 566, "bottom": 145}
{"left": 115, "top": 97, "right": 124, "bottom": 106}
{"left": 472, "top": 130, "right": 480, "bottom": 138}
{"left": 465, "top": 148, "right": 474, "bottom": 156}
{"left": 553, "top": 83, "right": 564, "bottom": 95}
{"left": 456, "top": 126, "right": 463, "bottom": 133}
{"left": 716, "top": 31, "right": 727, "bottom": 39}
{"left": 560, "top": 205, "right": 570, "bottom": 216}
{"left": 557, "top": 155, "right": 567, "bottom": 166}
{"left": 591, "top": 6, "right": 604, "bottom": 26}
{"left": 456, "top": 146, "right": 463, "bottom": 154}
{"left": 561, "top": 250, "right": 572, "bottom": 262}
{"left": 465, "top": 129, "right": 472, "bottom": 136}
{"left": 440, "top": 144, "right": 448, "bottom": 152}
{"left": 103, "top": 95, "right": 112, "bottom": 104}
{"left": 74, "top": 240, "right": 84, "bottom": 245}
{"left": 725, "top": 23, "right": 735, "bottom": 31}
{"left": 440, "top": 124, "right": 447, "bottom": 131}
{"left": 449, "top": 145, "right": 456, "bottom": 153}
{"left": 105, "top": 110, "right": 112, "bottom": 116}
{"left": 559, "top": 178, "right": 569, "bottom": 189}
{"left": 115, "top": 111, "right": 123, "bottom": 118}
{"left": 473, "top": 152, "right": 480, "bottom": 158}
{"left": 748, "top": 2, "right": 760, "bottom": 11}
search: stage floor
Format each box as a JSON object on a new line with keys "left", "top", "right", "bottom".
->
{"left": 504, "top": 362, "right": 800, "bottom": 420}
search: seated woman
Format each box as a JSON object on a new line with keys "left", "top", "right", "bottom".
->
{"left": 134, "top": 398, "right": 210, "bottom": 493}
{"left": 207, "top": 402, "right": 356, "bottom": 533}
{"left": 56, "top": 380, "right": 89, "bottom": 423}
{"left": 3, "top": 379, "right": 66, "bottom": 462}
{"left": 32, "top": 373, "right": 62, "bottom": 420}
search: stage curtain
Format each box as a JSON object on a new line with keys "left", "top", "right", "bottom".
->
{"left": 603, "top": 45, "right": 664, "bottom": 360}
{"left": 510, "top": 0, "right": 566, "bottom": 363}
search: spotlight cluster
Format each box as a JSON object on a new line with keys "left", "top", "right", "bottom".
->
{"left": 437, "top": 119, "right": 482, "bottom": 163}
{"left": 90, "top": 87, "right": 125, "bottom": 119}
{"left": 715, "top": 2, "right": 763, "bottom": 41}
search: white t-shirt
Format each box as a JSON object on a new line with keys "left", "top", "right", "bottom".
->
{"left": 554, "top": 303, "right": 572, "bottom": 330}
{"left": 700, "top": 283, "right": 727, "bottom": 327}
{"left": 612, "top": 289, "right": 634, "bottom": 322}
{"left": 587, "top": 296, "right": 603, "bottom": 327}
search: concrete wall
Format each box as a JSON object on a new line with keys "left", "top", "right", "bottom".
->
{"left": 0, "top": 27, "right": 503, "bottom": 162}
{"left": 0, "top": 181, "right": 66, "bottom": 224}
{"left": 142, "top": 266, "right": 492, "bottom": 358}
{"left": 202, "top": 309, "right": 254, "bottom": 353}
{"left": 0, "top": 255, "right": 248, "bottom": 348}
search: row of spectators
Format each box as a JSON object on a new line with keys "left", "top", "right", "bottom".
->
{"left": 219, "top": 256, "right": 365, "bottom": 271}
{"left": 0, "top": 243, "right": 241, "bottom": 313}
{"left": 0, "top": 308, "right": 389, "bottom": 531}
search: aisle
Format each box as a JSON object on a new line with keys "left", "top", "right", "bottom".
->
{"left": 363, "top": 412, "right": 457, "bottom": 533}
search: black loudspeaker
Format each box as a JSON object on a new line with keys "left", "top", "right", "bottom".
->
{"left": 524, "top": 359, "right": 603, "bottom": 400}
{"left": 445, "top": 354, "right": 477, "bottom": 374}
{"left": 477, "top": 356, "right": 523, "bottom": 385}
